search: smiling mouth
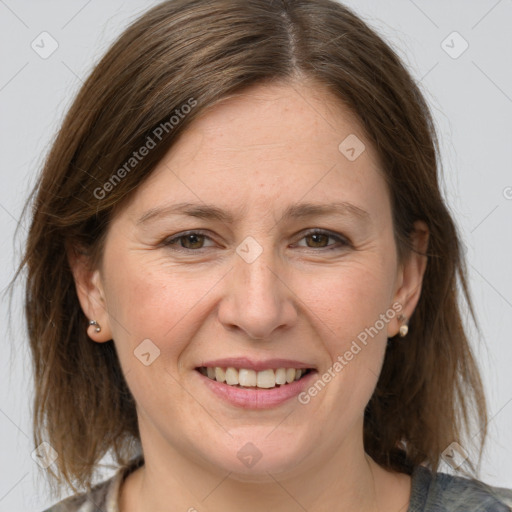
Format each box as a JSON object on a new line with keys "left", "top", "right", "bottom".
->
{"left": 196, "top": 366, "right": 314, "bottom": 389}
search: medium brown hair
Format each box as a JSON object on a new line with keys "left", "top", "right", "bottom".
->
{"left": 15, "top": 0, "right": 488, "bottom": 494}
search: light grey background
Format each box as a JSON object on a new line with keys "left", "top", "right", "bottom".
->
{"left": 1, "top": 0, "right": 511, "bottom": 509}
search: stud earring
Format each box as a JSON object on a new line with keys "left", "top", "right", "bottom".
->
{"left": 88, "top": 320, "right": 101, "bottom": 333}
{"left": 398, "top": 315, "right": 408, "bottom": 337}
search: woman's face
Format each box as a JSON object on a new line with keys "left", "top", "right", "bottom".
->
{"left": 77, "top": 81, "right": 427, "bottom": 480}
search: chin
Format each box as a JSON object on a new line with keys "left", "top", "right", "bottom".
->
{"left": 196, "top": 431, "right": 312, "bottom": 480}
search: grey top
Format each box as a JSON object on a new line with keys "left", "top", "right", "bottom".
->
{"left": 43, "top": 460, "right": 512, "bottom": 512}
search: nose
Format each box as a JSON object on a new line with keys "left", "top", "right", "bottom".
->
{"left": 217, "top": 246, "right": 298, "bottom": 340}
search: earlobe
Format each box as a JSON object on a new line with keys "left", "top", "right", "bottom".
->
{"left": 67, "top": 245, "right": 113, "bottom": 343}
{"left": 388, "top": 220, "right": 429, "bottom": 338}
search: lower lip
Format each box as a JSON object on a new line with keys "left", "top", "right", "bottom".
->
{"left": 196, "top": 369, "right": 318, "bottom": 409}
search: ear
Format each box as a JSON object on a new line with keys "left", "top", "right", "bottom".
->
{"left": 67, "top": 243, "right": 113, "bottom": 342}
{"left": 388, "top": 220, "right": 429, "bottom": 338}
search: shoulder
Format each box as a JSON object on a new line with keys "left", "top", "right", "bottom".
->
{"left": 41, "top": 479, "right": 112, "bottom": 511}
{"left": 410, "top": 466, "right": 512, "bottom": 512}
{"left": 40, "top": 463, "right": 131, "bottom": 512}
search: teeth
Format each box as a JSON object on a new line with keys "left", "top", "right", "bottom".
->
{"left": 257, "top": 369, "right": 276, "bottom": 389}
{"left": 239, "top": 369, "right": 256, "bottom": 387}
{"left": 215, "top": 367, "right": 226, "bottom": 383}
{"left": 200, "top": 367, "right": 310, "bottom": 389}
{"left": 275, "top": 368, "right": 287, "bottom": 385}
{"left": 225, "top": 367, "right": 238, "bottom": 385}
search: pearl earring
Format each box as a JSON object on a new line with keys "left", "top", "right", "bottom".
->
{"left": 398, "top": 315, "right": 408, "bottom": 337}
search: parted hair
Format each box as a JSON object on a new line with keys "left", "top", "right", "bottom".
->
{"left": 15, "top": 0, "right": 487, "bottom": 494}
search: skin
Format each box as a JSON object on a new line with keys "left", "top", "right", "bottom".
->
{"left": 70, "top": 80, "right": 429, "bottom": 512}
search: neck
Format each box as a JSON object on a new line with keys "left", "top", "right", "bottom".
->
{"left": 120, "top": 418, "right": 410, "bottom": 512}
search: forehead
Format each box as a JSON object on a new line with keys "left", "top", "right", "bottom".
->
{"left": 121, "top": 81, "right": 390, "bottom": 226}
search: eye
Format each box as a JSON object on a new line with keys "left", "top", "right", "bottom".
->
{"left": 294, "top": 229, "right": 349, "bottom": 250}
{"left": 162, "top": 231, "right": 215, "bottom": 251}
{"left": 161, "top": 229, "right": 350, "bottom": 253}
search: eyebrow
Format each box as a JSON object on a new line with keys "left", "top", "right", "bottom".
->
{"left": 136, "top": 200, "right": 371, "bottom": 225}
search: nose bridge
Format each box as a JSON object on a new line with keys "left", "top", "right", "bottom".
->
{"left": 238, "top": 241, "right": 278, "bottom": 306}
{"left": 218, "top": 235, "right": 295, "bottom": 339}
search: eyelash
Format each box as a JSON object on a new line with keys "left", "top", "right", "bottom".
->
{"left": 161, "top": 229, "right": 350, "bottom": 253}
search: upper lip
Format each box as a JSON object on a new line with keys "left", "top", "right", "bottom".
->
{"left": 197, "top": 357, "right": 316, "bottom": 372}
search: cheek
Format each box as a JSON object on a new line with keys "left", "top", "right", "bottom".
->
{"left": 102, "top": 254, "right": 226, "bottom": 365}
{"left": 295, "top": 264, "right": 393, "bottom": 417}
{"left": 297, "top": 258, "right": 395, "bottom": 347}
{"left": 296, "top": 257, "right": 395, "bottom": 401}
{"left": 101, "top": 260, "right": 213, "bottom": 413}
